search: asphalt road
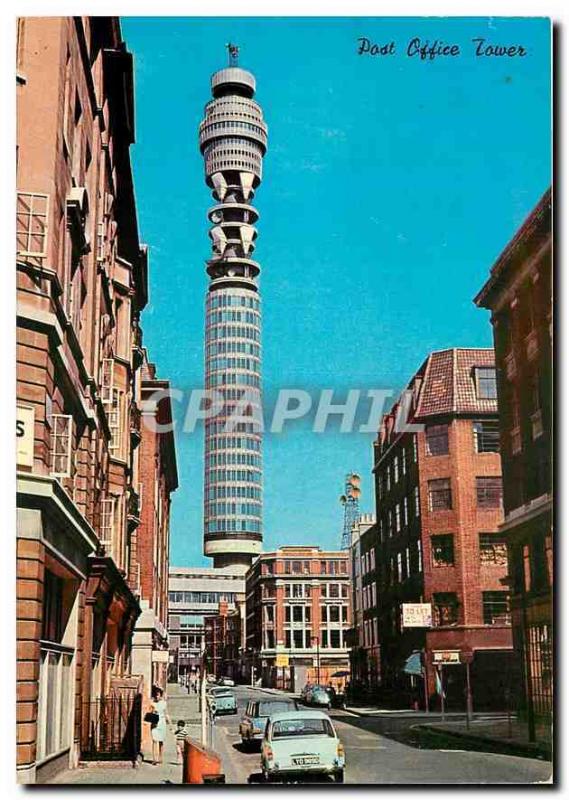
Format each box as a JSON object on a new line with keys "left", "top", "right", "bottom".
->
{"left": 212, "top": 686, "right": 552, "bottom": 785}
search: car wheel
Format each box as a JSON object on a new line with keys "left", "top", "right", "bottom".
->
{"left": 335, "top": 770, "right": 344, "bottom": 783}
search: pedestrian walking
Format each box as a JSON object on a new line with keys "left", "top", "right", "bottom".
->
{"left": 149, "top": 686, "right": 171, "bottom": 766}
{"left": 173, "top": 719, "right": 189, "bottom": 765}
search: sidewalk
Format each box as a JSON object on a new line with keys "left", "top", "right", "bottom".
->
{"left": 51, "top": 684, "right": 201, "bottom": 785}
{"left": 415, "top": 717, "right": 552, "bottom": 761}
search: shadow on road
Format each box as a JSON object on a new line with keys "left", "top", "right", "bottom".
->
{"left": 232, "top": 740, "right": 260, "bottom": 754}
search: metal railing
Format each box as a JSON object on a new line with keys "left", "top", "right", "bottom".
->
{"left": 81, "top": 691, "right": 142, "bottom": 762}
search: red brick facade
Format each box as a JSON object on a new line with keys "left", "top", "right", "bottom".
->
{"left": 371, "top": 349, "right": 513, "bottom": 710}
{"left": 245, "top": 547, "right": 351, "bottom": 692}
{"left": 475, "top": 188, "right": 553, "bottom": 733}
{"left": 16, "top": 17, "right": 174, "bottom": 782}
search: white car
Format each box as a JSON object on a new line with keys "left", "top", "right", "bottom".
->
{"left": 260, "top": 710, "right": 345, "bottom": 783}
{"left": 217, "top": 676, "right": 235, "bottom": 687}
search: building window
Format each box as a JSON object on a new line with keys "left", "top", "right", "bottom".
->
{"left": 42, "top": 570, "right": 64, "bottom": 643}
{"left": 413, "top": 436, "right": 418, "bottom": 462}
{"left": 473, "top": 420, "right": 500, "bottom": 453}
{"left": 396, "top": 552, "right": 403, "bottom": 582}
{"left": 414, "top": 486, "right": 420, "bottom": 517}
{"left": 482, "top": 591, "right": 511, "bottom": 625}
{"left": 100, "top": 358, "right": 114, "bottom": 404}
{"left": 330, "top": 630, "right": 341, "bottom": 649}
{"left": 100, "top": 497, "right": 115, "bottom": 547}
{"left": 16, "top": 191, "right": 49, "bottom": 265}
{"left": 474, "top": 367, "right": 497, "bottom": 399}
{"left": 432, "top": 592, "right": 459, "bottom": 626}
{"left": 293, "top": 629, "right": 303, "bottom": 648}
{"left": 403, "top": 497, "right": 409, "bottom": 527}
{"left": 292, "top": 605, "right": 303, "bottom": 623}
{"left": 36, "top": 646, "right": 73, "bottom": 763}
{"left": 425, "top": 424, "right": 449, "bottom": 456}
{"left": 393, "top": 456, "right": 399, "bottom": 483}
{"left": 329, "top": 583, "right": 340, "bottom": 599}
{"left": 479, "top": 533, "right": 508, "bottom": 566}
{"left": 108, "top": 388, "right": 125, "bottom": 459}
{"left": 428, "top": 478, "right": 452, "bottom": 511}
{"left": 388, "top": 510, "right": 393, "bottom": 537}
{"left": 402, "top": 449, "right": 407, "bottom": 475}
{"left": 50, "top": 414, "right": 72, "bottom": 477}
{"left": 476, "top": 477, "right": 503, "bottom": 508}
{"left": 431, "top": 534, "right": 454, "bottom": 566}
{"left": 417, "top": 539, "right": 423, "bottom": 573}
{"left": 395, "top": 503, "right": 401, "bottom": 532}
{"left": 405, "top": 547, "right": 410, "bottom": 578}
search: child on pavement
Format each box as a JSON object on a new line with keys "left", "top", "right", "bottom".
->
{"left": 174, "top": 719, "right": 189, "bottom": 765}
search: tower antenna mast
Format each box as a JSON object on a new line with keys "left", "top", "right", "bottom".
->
{"left": 226, "top": 42, "right": 239, "bottom": 67}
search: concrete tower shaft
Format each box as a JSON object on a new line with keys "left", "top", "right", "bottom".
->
{"left": 200, "top": 55, "right": 267, "bottom": 570}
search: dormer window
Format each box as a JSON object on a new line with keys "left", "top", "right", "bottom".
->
{"left": 474, "top": 367, "right": 497, "bottom": 400}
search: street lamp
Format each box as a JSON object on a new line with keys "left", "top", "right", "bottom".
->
{"left": 311, "top": 636, "right": 321, "bottom": 685}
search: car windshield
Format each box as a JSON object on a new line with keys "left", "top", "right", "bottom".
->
{"left": 258, "top": 702, "right": 295, "bottom": 717}
{"left": 272, "top": 718, "right": 335, "bottom": 739}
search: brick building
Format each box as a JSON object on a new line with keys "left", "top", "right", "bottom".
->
{"left": 244, "top": 547, "right": 351, "bottom": 692}
{"left": 168, "top": 567, "right": 246, "bottom": 682}
{"left": 373, "top": 349, "right": 514, "bottom": 710}
{"left": 16, "top": 17, "right": 174, "bottom": 782}
{"left": 475, "top": 189, "right": 553, "bottom": 735}
{"left": 131, "top": 353, "right": 178, "bottom": 699}
{"left": 347, "top": 515, "right": 380, "bottom": 690}
{"left": 204, "top": 600, "right": 243, "bottom": 681}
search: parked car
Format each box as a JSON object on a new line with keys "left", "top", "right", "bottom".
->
{"left": 260, "top": 710, "right": 345, "bottom": 783}
{"left": 239, "top": 698, "right": 298, "bottom": 749}
{"left": 217, "top": 676, "right": 235, "bottom": 687}
{"left": 207, "top": 687, "right": 237, "bottom": 716}
{"left": 306, "top": 686, "right": 331, "bottom": 709}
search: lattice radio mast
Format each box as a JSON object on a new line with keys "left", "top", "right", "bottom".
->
{"left": 340, "top": 473, "right": 361, "bottom": 550}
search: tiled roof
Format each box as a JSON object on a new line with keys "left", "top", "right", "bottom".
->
{"left": 378, "top": 348, "right": 497, "bottom": 450}
{"left": 415, "top": 348, "right": 497, "bottom": 418}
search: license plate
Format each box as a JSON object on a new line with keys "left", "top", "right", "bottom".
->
{"left": 292, "top": 756, "right": 320, "bottom": 766}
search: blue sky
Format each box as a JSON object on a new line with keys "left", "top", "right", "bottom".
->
{"left": 121, "top": 17, "right": 551, "bottom": 567}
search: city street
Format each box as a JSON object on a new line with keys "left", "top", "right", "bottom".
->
{"left": 212, "top": 687, "right": 551, "bottom": 785}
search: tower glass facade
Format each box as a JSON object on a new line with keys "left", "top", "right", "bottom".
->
{"left": 200, "top": 60, "right": 267, "bottom": 569}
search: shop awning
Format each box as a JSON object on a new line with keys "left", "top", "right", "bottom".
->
{"left": 403, "top": 651, "right": 423, "bottom": 676}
